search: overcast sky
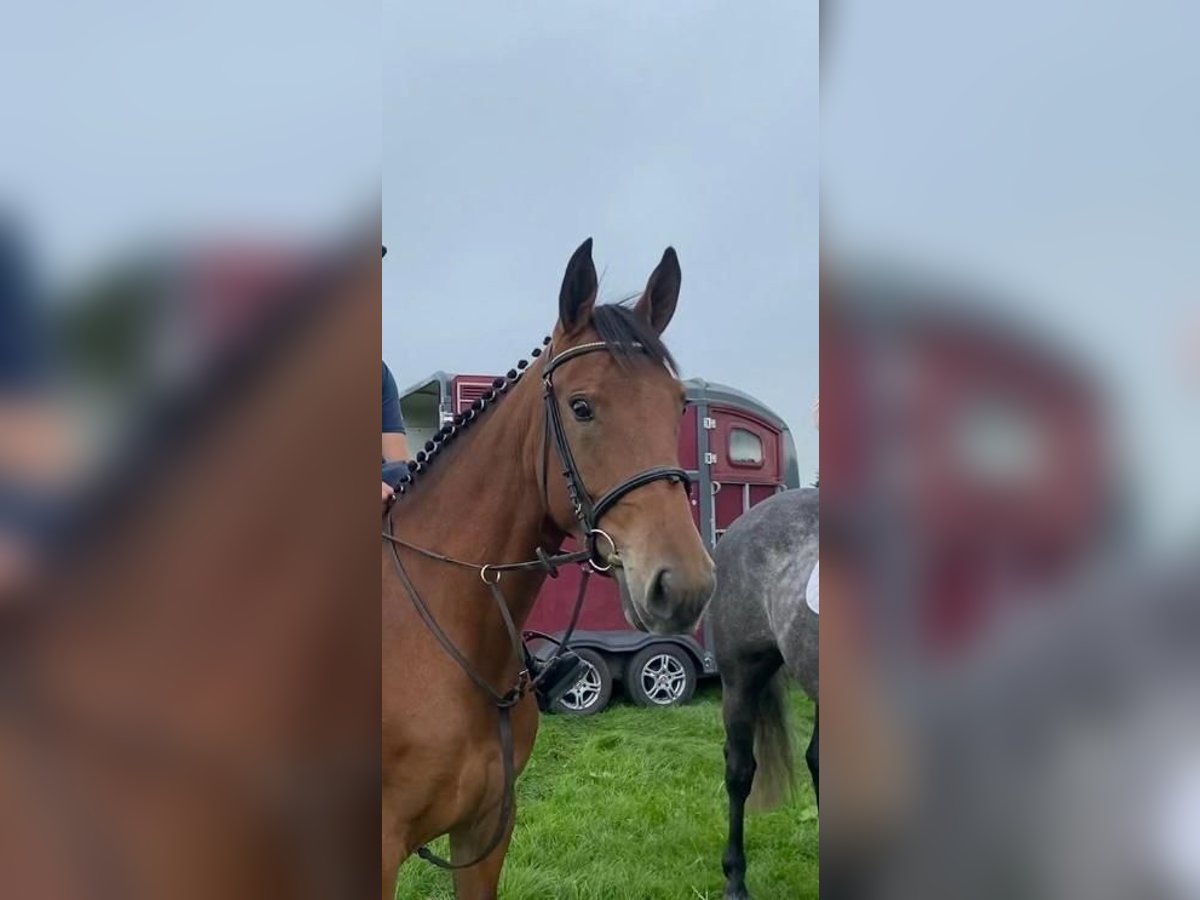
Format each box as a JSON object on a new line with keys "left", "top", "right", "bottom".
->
{"left": 4, "top": 0, "right": 377, "bottom": 289}
{"left": 384, "top": 2, "right": 819, "bottom": 481}
{"left": 9, "top": 1, "right": 1193, "bottom": 541}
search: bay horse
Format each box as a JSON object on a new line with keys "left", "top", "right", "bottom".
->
{"left": 0, "top": 239, "right": 381, "bottom": 899}
{"left": 709, "top": 487, "right": 819, "bottom": 900}
{"left": 382, "top": 239, "right": 716, "bottom": 898}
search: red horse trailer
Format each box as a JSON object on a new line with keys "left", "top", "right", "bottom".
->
{"left": 822, "top": 274, "right": 1118, "bottom": 662}
{"left": 400, "top": 373, "right": 802, "bottom": 714}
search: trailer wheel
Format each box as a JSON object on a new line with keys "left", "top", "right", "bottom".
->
{"left": 551, "top": 649, "right": 612, "bottom": 716}
{"left": 626, "top": 644, "right": 697, "bottom": 708}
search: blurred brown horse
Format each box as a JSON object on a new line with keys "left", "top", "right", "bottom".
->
{"left": 382, "top": 239, "right": 716, "bottom": 899}
{"left": 0, "top": 240, "right": 380, "bottom": 899}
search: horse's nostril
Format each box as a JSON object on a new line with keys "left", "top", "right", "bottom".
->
{"left": 647, "top": 568, "right": 672, "bottom": 612}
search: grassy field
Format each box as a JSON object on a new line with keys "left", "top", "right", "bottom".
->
{"left": 394, "top": 684, "right": 817, "bottom": 899}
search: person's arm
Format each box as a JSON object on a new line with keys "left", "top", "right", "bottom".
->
{"left": 0, "top": 224, "right": 74, "bottom": 594}
{"left": 382, "top": 432, "right": 409, "bottom": 463}
{"left": 382, "top": 362, "right": 409, "bottom": 462}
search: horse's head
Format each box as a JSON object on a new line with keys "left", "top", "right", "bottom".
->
{"left": 541, "top": 238, "right": 715, "bottom": 634}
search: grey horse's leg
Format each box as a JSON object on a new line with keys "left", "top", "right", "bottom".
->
{"left": 721, "top": 649, "right": 782, "bottom": 900}
{"left": 805, "top": 705, "right": 819, "bottom": 805}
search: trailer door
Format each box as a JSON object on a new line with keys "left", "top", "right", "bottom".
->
{"left": 707, "top": 406, "right": 783, "bottom": 541}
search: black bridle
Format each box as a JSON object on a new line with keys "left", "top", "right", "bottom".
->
{"left": 382, "top": 338, "right": 690, "bottom": 870}
{"left": 540, "top": 340, "right": 691, "bottom": 563}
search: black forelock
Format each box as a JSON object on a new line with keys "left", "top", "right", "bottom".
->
{"left": 589, "top": 302, "right": 677, "bottom": 372}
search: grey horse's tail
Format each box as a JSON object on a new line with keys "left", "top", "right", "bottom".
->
{"left": 748, "top": 669, "right": 794, "bottom": 810}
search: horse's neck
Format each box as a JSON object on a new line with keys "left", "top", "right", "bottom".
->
{"left": 396, "top": 377, "right": 562, "bottom": 618}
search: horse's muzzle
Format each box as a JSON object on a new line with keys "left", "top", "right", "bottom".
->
{"left": 621, "top": 561, "right": 715, "bottom": 635}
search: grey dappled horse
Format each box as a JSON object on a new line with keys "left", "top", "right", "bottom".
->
{"left": 710, "top": 487, "right": 818, "bottom": 900}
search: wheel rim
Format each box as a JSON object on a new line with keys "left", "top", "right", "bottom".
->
{"left": 557, "top": 660, "right": 602, "bottom": 711}
{"left": 639, "top": 653, "right": 687, "bottom": 705}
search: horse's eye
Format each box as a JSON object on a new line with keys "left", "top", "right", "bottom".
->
{"left": 570, "top": 398, "right": 594, "bottom": 421}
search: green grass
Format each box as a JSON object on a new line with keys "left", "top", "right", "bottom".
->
{"left": 394, "top": 684, "right": 817, "bottom": 899}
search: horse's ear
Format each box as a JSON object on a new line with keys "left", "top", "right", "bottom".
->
{"left": 635, "top": 247, "right": 681, "bottom": 335}
{"left": 559, "top": 238, "right": 598, "bottom": 335}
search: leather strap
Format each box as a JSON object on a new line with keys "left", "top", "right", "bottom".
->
{"left": 591, "top": 466, "right": 690, "bottom": 524}
{"left": 528, "top": 568, "right": 591, "bottom": 690}
{"left": 389, "top": 542, "right": 524, "bottom": 870}
{"left": 387, "top": 538, "right": 522, "bottom": 708}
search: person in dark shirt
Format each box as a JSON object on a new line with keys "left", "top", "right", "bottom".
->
{"left": 381, "top": 245, "right": 410, "bottom": 502}
{"left": 382, "top": 361, "right": 409, "bottom": 501}
{"left": 0, "top": 219, "right": 71, "bottom": 596}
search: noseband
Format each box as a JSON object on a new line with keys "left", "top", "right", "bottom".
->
{"left": 541, "top": 340, "right": 691, "bottom": 569}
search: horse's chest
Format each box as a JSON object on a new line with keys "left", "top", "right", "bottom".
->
{"left": 390, "top": 700, "right": 538, "bottom": 834}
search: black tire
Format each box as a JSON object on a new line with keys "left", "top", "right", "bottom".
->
{"left": 625, "top": 643, "right": 697, "bottom": 708}
{"left": 551, "top": 648, "right": 612, "bottom": 716}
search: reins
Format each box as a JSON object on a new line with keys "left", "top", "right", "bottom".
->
{"left": 381, "top": 531, "right": 594, "bottom": 708}
{"left": 383, "top": 336, "right": 690, "bottom": 871}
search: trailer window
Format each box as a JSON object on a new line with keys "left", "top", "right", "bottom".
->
{"left": 729, "top": 428, "right": 764, "bottom": 466}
